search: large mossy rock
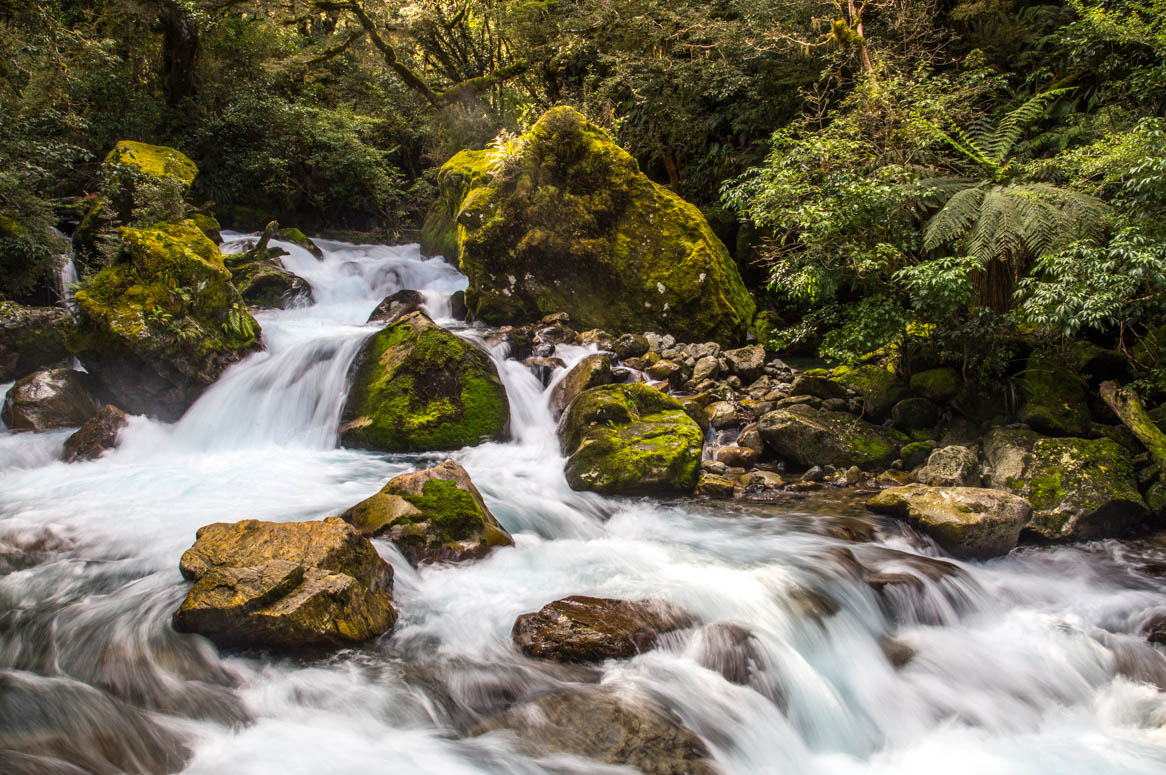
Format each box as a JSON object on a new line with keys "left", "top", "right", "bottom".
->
{"left": 422, "top": 107, "right": 754, "bottom": 343}
{"left": 983, "top": 428, "right": 1148, "bottom": 541}
{"left": 867, "top": 484, "right": 1032, "bottom": 559}
{"left": 758, "top": 404, "right": 906, "bottom": 470}
{"left": 339, "top": 311, "right": 509, "bottom": 452}
{"left": 512, "top": 595, "right": 694, "bottom": 663}
{"left": 2, "top": 369, "right": 101, "bottom": 431}
{"left": 558, "top": 383, "right": 704, "bottom": 494}
{"left": 340, "top": 459, "right": 513, "bottom": 565}
{"left": 830, "top": 364, "right": 909, "bottom": 422}
{"left": 548, "top": 353, "right": 613, "bottom": 416}
{"left": 471, "top": 688, "right": 716, "bottom": 775}
{"left": 1018, "top": 352, "right": 1090, "bottom": 437}
{"left": 0, "top": 302, "right": 72, "bottom": 381}
{"left": 173, "top": 517, "right": 396, "bottom": 649}
{"left": 68, "top": 220, "right": 260, "bottom": 420}
{"left": 227, "top": 254, "right": 313, "bottom": 309}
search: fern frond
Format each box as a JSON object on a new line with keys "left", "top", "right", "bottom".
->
{"left": 923, "top": 185, "right": 987, "bottom": 252}
{"left": 988, "top": 88, "right": 1071, "bottom": 165}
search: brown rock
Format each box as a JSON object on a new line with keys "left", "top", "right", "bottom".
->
{"left": 2, "top": 369, "right": 101, "bottom": 431}
{"left": 549, "top": 354, "right": 613, "bottom": 416}
{"left": 512, "top": 595, "right": 694, "bottom": 663}
{"left": 62, "top": 405, "right": 128, "bottom": 462}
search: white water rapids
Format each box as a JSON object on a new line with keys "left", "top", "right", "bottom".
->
{"left": 1, "top": 234, "right": 1165, "bottom": 774}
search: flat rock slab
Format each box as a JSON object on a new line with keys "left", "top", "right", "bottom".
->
{"left": 512, "top": 595, "right": 694, "bottom": 663}
{"left": 867, "top": 484, "right": 1032, "bottom": 559}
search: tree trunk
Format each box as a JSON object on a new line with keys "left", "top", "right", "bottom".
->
{"left": 1100, "top": 381, "right": 1166, "bottom": 471}
{"left": 158, "top": 0, "right": 200, "bottom": 107}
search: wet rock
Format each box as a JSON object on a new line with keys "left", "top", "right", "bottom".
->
{"left": 914, "top": 445, "right": 980, "bottom": 487}
{"left": 867, "top": 484, "right": 1032, "bottom": 559}
{"left": 512, "top": 595, "right": 694, "bottom": 663}
{"left": 69, "top": 219, "right": 261, "bottom": 420}
{"left": 62, "top": 405, "right": 129, "bottom": 462}
{"left": 715, "top": 445, "right": 757, "bottom": 468}
{"left": 891, "top": 397, "right": 938, "bottom": 431}
{"left": 738, "top": 424, "right": 764, "bottom": 454}
{"left": 692, "top": 355, "right": 720, "bottom": 382}
{"left": 523, "top": 356, "right": 566, "bottom": 387}
{"left": 559, "top": 383, "right": 704, "bottom": 494}
{"left": 2, "top": 369, "right": 101, "bottom": 431}
{"left": 471, "top": 688, "right": 716, "bottom": 775}
{"left": 693, "top": 622, "right": 765, "bottom": 685}
{"left": 367, "top": 289, "right": 426, "bottom": 324}
{"left": 791, "top": 373, "right": 851, "bottom": 401}
{"left": 1018, "top": 352, "right": 1091, "bottom": 437}
{"left": 724, "top": 344, "right": 766, "bottom": 381}
{"left": 695, "top": 472, "right": 735, "bottom": 498}
{"left": 881, "top": 637, "right": 917, "bottom": 668}
{"left": 449, "top": 289, "right": 467, "bottom": 320}
{"left": 229, "top": 256, "right": 313, "bottom": 309}
{"left": 340, "top": 459, "right": 513, "bottom": 566}
{"left": 275, "top": 227, "right": 324, "bottom": 260}
{"left": 614, "top": 333, "right": 651, "bottom": 359}
{"left": 984, "top": 428, "right": 1148, "bottom": 541}
{"left": 0, "top": 302, "right": 72, "bottom": 382}
{"left": 549, "top": 354, "right": 613, "bottom": 416}
{"left": 802, "top": 465, "right": 825, "bottom": 483}
{"left": 758, "top": 404, "right": 905, "bottom": 470}
{"left": 173, "top": 517, "right": 395, "bottom": 649}
{"left": 339, "top": 311, "right": 509, "bottom": 452}
{"left": 647, "top": 359, "right": 683, "bottom": 382}
{"left": 425, "top": 107, "right": 753, "bottom": 343}
{"left": 706, "top": 400, "right": 742, "bottom": 429}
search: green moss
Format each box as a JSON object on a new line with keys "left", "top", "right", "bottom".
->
{"left": 1017, "top": 352, "right": 1090, "bottom": 436}
{"left": 341, "top": 313, "right": 509, "bottom": 452}
{"left": 832, "top": 363, "right": 910, "bottom": 420}
{"left": 395, "top": 479, "right": 482, "bottom": 543}
{"left": 104, "top": 141, "right": 198, "bottom": 189}
{"left": 909, "top": 367, "right": 960, "bottom": 403}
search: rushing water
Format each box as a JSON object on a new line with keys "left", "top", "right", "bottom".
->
{"left": 2, "top": 234, "right": 1165, "bottom": 774}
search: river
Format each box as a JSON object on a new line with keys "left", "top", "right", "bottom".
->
{"left": 1, "top": 234, "right": 1165, "bottom": 774}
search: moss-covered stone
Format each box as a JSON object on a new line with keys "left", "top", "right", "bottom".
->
{"left": 983, "top": 427, "right": 1148, "bottom": 540}
{"left": 190, "top": 212, "right": 222, "bottom": 244}
{"left": 867, "top": 484, "right": 1031, "bottom": 559}
{"left": 758, "top": 404, "right": 906, "bottom": 470}
{"left": 558, "top": 383, "right": 704, "bottom": 494}
{"left": 901, "top": 440, "right": 937, "bottom": 470}
{"left": 423, "top": 108, "right": 754, "bottom": 343}
{"left": 0, "top": 302, "right": 72, "bottom": 381}
{"left": 1018, "top": 351, "right": 1090, "bottom": 436}
{"left": 909, "top": 367, "right": 960, "bottom": 403}
{"left": 104, "top": 141, "right": 198, "bottom": 190}
{"left": 830, "top": 363, "right": 909, "bottom": 421}
{"left": 275, "top": 227, "right": 325, "bottom": 259}
{"left": 549, "top": 353, "right": 613, "bottom": 416}
{"left": 68, "top": 219, "right": 261, "bottom": 420}
{"left": 340, "top": 459, "right": 513, "bottom": 566}
{"left": 228, "top": 256, "right": 312, "bottom": 309}
{"left": 339, "top": 311, "right": 509, "bottom": 452}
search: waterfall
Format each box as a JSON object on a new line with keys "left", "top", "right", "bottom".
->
{"left": 0, "top": 233, "right": 1164, "bottom": 775}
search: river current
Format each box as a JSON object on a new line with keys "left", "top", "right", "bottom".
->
{"left": 1, "top": 235, "right": 1165, "bottom": 774}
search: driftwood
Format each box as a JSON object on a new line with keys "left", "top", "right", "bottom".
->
{"left": 1100, "top": 380, "right": 1166, "bottom": 470}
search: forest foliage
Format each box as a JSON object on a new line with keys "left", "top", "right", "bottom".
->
{"left": 2, "top": 0, "right": 1165, "bottom": 389}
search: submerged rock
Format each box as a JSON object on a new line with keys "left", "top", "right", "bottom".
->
{"left": 173, "top": 517, "right": 396, "bottom": 649}
{"left": 471, "top": 688, "right": 716, "bottom": 775}
{"left": 558, "top": 383, "right": 704, "bottom": 494}
{"left": 512, "top": 595, "right": 694, "bottom": 663}
{"left": 0, "top": 302, "right": 72, "bottom": 382}
{"left": 69, "top": 220, "right": 261, "bottom": 420}
{"left": 228, "top": 256, "right": 312, "bottom": 309}
{"left": 758, "top": 404, "right": 905, "bottom": 470}
{"left": 421, "top": 107, "right": 754, "bottom": 343}
{"left": 548, "top": 353, "right": 613, "bottom": 416}
{"left": 367, "top": 289, "right": 425, "bottom": 324}
{"left": 340, "top": 459, "right": 513, "bottom": 565}
{"left": 62, "top": 405, "right": 128, "bottom": 462}
{"left": 984, "top": 428, "right": 1148, "bottom": 541}
{"left": 2, "top": 369, "right": 100, "bottom": 431}
{"left": 867, "top": 484, "right": 1032, "bottom": 559}
{"left": 339, "top": 311, "right": 509, "bottom": 452}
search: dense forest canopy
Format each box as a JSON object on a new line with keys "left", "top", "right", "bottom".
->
{"left": 2, "top": 0, "right": 1165, "bottom": 391}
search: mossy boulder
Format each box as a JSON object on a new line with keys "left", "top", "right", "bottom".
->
{"left": 2, "top": 369, "right": 101, "bottom": 431}
{"left": 868, "top": 484, "right": 1032, "bottom": 559}
{"left": 173, "top": 517, "right": 395, "bottom": 649}
{"left": 558, "top": 383, "right": 704, "bottom": 494}
{"left": 68, "top": 220, "right": 261, "bottom": 420}
{"left": 104, "top": 140, "right": 198, "bottom": 193}
{"left": 424, "top": 107, "right": 754, "bottom": 343}
{"left": 758, "top": 404, "right": 906, "bottom": 470}
{"left": 909, "top": 367, "right": 960, "bottom": 403}
{"left": 1018, "top": 352, "right": 1090, "bottom": 437}
{"left": 983, "top": 428, "right": 1148, "bottom": 541}
{"left": 471, "top": 688, "right": 716, "bottom": 775}
{"left": 0, "top": 302, "right": 72, "bottom": 381}
{"left": 511, "top": 596, "right": 694, "bottom": 663}
{"left": 340, "top": 459, "right": 513, "bottom": 566}
{"left": 339, "top": 311, "right": 509, "bottom": 452}
{"left": 549, "top": 353, "right": 613, "bottom": 416}
{"left": 831, "top": 364, "right": 910, "bottom": 421}
{"left": 227, "top": 254, "right": 312, "bottom": 309}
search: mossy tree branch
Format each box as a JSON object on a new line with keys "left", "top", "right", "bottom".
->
{"left": 1100, "top": 380, "right": 1166, "bottom": 470}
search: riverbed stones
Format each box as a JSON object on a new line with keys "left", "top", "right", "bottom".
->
{"left": 548, "top": 354, "right": 613, "bottom": 416}
{"left": 421, "top": 106, "right": 754, "bottom": 343}
{"left": 724, "top": 344, "right": 766, "bottom": 381}
{"left": 62, "top": 405, "right": 128, "bottom": 462}
{"left": 913, "top": 445, "right": 980, "bottom": 487}
{"left": 340, "top": 459, "right": 513, "bottom": 565}
{"left": 2, "top": 369, "right": 100, "bottom": 431}
{"left": 983, "top": 428, "right": 1148, "bottom": 541}
{"left": 339, "top": 311, "right": 509, "bottom": 452}
{"left": 68, "top": 219, "right": 261, "bottom": 420}
{"left": 512, "top": 595, "right": 695, "bottom": 663}
{"left": 867, "top": 484, "right": 1032, "bottom": 559}
{"left": 173, "top": 517, "right": 396, "bottom": 649}
{"left": 558, "top": 383, "right": 704, "bottom": 494}
{"left": 471, "top": 688, "right": 716, "bottom": 775}
{"left": 0, "top": 302, "right": 71, "bottom": 382}
{"left": 758, "top": 404, "right": 905, "bottom": 470}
